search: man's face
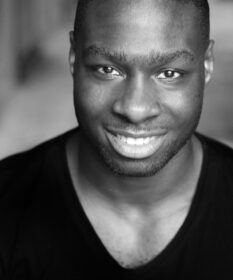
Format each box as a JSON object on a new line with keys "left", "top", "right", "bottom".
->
{"left": 70, "top": 0, "right": 213, "bottom": 177}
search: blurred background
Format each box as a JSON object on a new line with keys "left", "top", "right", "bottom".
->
{"left": 0, "top": 0, "right": 232, "bottom": 159}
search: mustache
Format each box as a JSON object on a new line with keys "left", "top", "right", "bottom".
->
{"left": 104, "top": 121, "right": 168, "bottom": 133}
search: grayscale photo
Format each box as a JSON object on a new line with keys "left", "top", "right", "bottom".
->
{"left": 0, "top": 0, "right": 233, "bottom": 279}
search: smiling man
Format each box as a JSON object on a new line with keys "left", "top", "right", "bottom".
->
{"left": 1, "top": 0, "right": 233, "bottom": 279}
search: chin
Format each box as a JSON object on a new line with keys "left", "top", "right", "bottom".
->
{"left": 101, "top": 158, "right": 162, "bottom": 178}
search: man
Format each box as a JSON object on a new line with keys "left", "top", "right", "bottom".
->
{"left": 0, "top": 0, "right": 233, "bottom": 279}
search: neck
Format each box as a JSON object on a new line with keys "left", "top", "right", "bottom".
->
{"left": 67, "top": 131, "right": 202, "bottom": 212}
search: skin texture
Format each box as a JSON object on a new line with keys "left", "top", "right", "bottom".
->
{"left": 74, "top": 0, "right": 210, "bottom": 51}
{"left": 70, "top": 0, "right": 213, "bottom": 177}
{"left": 67, "top": 0, "right": 214, "bottom": 268}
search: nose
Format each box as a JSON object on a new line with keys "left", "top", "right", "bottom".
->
{"left": 112, "top": 76, "right": 161, "bottom": 124}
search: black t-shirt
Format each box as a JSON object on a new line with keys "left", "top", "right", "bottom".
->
{"left": 1, "top": 128, "right": 233, "bottom": 280}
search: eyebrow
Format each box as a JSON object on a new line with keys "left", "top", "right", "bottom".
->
{"left": 83, "top": 45, "right": 195, "bottom": 65}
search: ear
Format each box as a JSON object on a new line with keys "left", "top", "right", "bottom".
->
{"left": 69, "top": 31, "right": 76, "bottom": 76}
{"left": 204, "top": 40, "right": 214, "bottom": 85}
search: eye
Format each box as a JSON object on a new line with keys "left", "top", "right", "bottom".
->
{"left": 157, "top": 70, "right": 182, "bottom": 81}
{"left": 96, "top": 66, "right": 122, "bottom": 78}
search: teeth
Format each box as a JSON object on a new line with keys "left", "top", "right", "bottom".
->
{"left": 128, "top": 138, "right": 136, "bottom": 145}
{"left": 117, "top": 135, "right": 154, "bottom": 146}
{"left": 107, "top": 132, "right": 164, "bottom": 159}
{"left": 135, "top": 138, "right": 143, "bottom": 145}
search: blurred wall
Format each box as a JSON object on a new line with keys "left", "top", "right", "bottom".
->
{"left": 0, "top": 0, "right": 77, "bottom": 158}
{"left": 0, "top": 0, "right": 75, "bottom": 84}
{"left": 198, "top": 0, "right": 233, "bottom": 145}
{"left": 0, "top": 0, "right": 16, "bottom": 84}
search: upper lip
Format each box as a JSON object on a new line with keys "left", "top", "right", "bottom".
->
{"left": 105, "top": 127, "right": 167, "bottom": 138}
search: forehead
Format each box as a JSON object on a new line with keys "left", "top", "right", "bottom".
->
{"left": 80, "top": 0, "right": 203, "bottom": 58}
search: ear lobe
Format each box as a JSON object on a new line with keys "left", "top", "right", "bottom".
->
{"left": 204, "top": 40, "right": 214, "bottom": 85}
{"left": 69, "top": 31, "right": 76, "bottom": 76}
{"left": 69, "top": 47, "right": 76, "bottom": 76}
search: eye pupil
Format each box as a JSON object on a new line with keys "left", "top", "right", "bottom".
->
{"left": 165, "top": 70, "right": 174, "bottom": 78}
{"left": 104, "top": 66, "right": 113, "bottom": 74}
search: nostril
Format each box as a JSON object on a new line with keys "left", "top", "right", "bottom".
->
{"left": 112, "top": 98, "right": 161, "bottom": 124}
{"left": 112, "top": 77, "right": 161, "bottom": 123}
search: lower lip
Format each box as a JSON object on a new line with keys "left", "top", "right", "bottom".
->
{"left": 106, "top": 132, "right": 165, "bottom": 159}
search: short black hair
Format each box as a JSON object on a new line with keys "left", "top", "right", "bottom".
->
{"left": 73, "top": 0, "right": 210, "bottom": 49}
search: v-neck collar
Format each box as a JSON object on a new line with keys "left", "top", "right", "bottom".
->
{"left": 57, "top": 129, "right": 210, "bottom": 279}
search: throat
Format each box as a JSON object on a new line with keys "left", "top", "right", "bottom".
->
{"left": 67, "top": 132, "right": 203, "bottom": 268}
{"left": 67, "top": 131, "right": 200, "bottom": 210}
{"left": 89, "top": 202, "right": 191, "bottom": 269}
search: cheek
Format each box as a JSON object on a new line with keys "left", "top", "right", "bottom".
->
{"left": 161, "top": 81, "right": 204, "bottom": 127}
{"left": 74, "top": 78, "right": 113, "bottom": 120}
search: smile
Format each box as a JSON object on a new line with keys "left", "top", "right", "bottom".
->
{"left": 106, "top": 132, "right": 165, "bottom": 159}
{"left": 115, "top": 135, "right": 155, "bottom": 145}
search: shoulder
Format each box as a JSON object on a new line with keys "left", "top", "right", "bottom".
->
{"left": 0, "top": 126, "right": 77, "bottom": 205}
{"left": 0, "top": 128, "right": 76, "bottom": 190}
{"left": 197, "top": 133, "right": 233, "bottom": 162}
{"left": 0, "top": 128, "right": 77, "bottom": 273}
{"left": 197, "top": 133, "right": 233, "bottom": 183}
